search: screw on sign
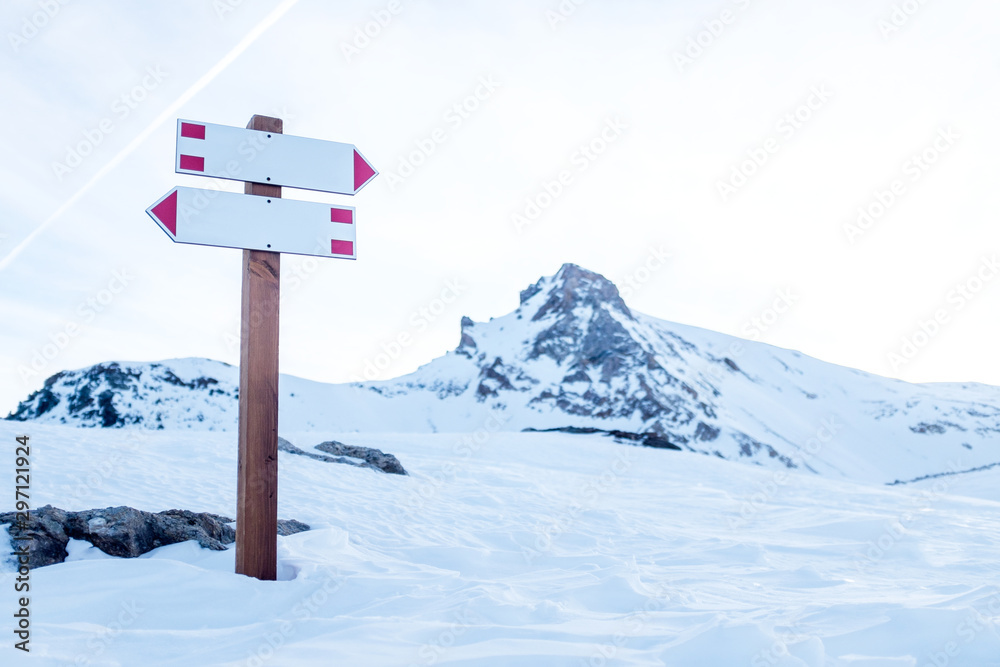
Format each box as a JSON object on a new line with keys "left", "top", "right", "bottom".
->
{"left": 145, "top": 115, "right": 377, "bottom": 580}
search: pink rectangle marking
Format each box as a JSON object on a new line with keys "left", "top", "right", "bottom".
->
{"left": 331, "top": 240, "right": 354, "bottom": 256}
{"left": 181, "top": 123, "right": 206, "bottom": 140}
{"left": 179, "top": 154, "right": 205, "bottom": 171}
{"left": 330, "top": 207, "right": 353, "bottom": 224}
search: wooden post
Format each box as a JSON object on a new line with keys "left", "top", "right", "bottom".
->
{"left": 236, "top": 114, "right": 282, "bottom": 581}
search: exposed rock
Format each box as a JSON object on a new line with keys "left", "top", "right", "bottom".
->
{"left": 519, "top": 281, "right": 543, "bottom": 305}
{"left": 910, "top": 421, "right": 965, "bottom": 435}
{"left": 522, "top": 426, "right": 682, "bottom": 451}
{"left": 476, "top": 357, "right": 518, "bottom": 400}
{"left": 456, "top": 316, "right": 478, "bottom": 358}
{"left": 887, "top": 459, "right": 1000, "bottom": 486}
{"left": 3, "top": 505, "right": 72, "bottom": 568}
{"left": 529, "top": 263, "right": 632, "bottom": 322}
{"left": 731, "top": 433, "right": 798, "bottom": 469}
{"left": 277, "top": 519, "right": 311, "bottom": 536}
{"left": 0, "top": 266, "right": 796, "bottom": 468}
{"left": 279, "top": 437, "right": 408, "bottom": 475}
{"left": 5, "top": 361, "right": 236, "bottom": 429}
{"left": 11, "top": 263, "right": 1000, "bottom": 479}
{"left": 562, "top": 370, "right": 592, "bottom": 384}
{"left": 315, "top": 441, "right": 408, "bottom": 475}
{"left": 490, "top": 264, "right": 728, "bottom": 443}
{"left": 278, "top": 437, "right": 347, "bottom": 463}
{"left": 694, "top": 422, "right": 721, "bottom": 442}
{"left": 0, "top": 505, "right": 310, "bottom": 569}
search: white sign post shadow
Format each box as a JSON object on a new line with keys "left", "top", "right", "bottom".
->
{"left": 146, "top": 114, "right": 377, "bottom": 580}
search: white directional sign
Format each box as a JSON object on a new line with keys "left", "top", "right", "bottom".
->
{"left": 174, "top": 119, "right": 378, "bottom": 195}
{"left": 146, "top": 186, "right": 357, "bottom": 259}
{"left": 148, "top": 114, "right": 377, "bottom": 582}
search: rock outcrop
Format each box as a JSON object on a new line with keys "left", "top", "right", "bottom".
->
{"left": 278, "top": 437, "right": 408, "bottom": 475}
{"left": 521, "top": 426, "right": 683, "bottom": 450}
{"left": 6, "top": 359, "right": 237, "bottom": 429}
{"left": 0, "top": 505, "right": 310, "bottom": 568}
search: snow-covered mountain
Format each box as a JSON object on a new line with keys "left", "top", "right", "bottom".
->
{"left": 8, "top": 263, "right": 1000, "bottom": 483}
{"left": 6, "top": 357, "right": 239, "bottom": 430}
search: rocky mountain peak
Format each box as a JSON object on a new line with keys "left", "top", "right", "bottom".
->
{"left": 515, "top": 264, "right": 638, "bottom": 367}
{"left": 520, "top": 263, "right": 631, "bottom": 322}
{"left": 8, "top": 266, "right": 1000, "bottom": 484}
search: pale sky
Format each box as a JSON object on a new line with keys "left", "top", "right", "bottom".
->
{"left": 1, "top": 0, "right": 998, "bottom": 413}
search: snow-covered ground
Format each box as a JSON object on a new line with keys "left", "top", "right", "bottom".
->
{"left": 2, "top": 421, "right": 999, "bottom": 666}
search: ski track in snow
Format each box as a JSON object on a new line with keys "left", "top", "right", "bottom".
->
{"left": 1, "top": 422, "right": 1000, "bottom": 666}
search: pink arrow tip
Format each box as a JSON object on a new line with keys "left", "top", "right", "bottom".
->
{"left": 353, "top": 150, "right": 376, "bottom": 192}
{"left": 151, "top": 190, "right": 178, "bottom": 236}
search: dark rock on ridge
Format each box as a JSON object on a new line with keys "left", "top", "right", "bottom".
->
{"left": 522, "top": 426, "right": 683, "bottom": 451}
{"left": 6, "top": 361, "right": 234, "bottom": 428}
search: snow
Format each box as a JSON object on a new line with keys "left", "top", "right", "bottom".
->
{"left": 12, "top": 264, "right": 1000, "bottom": 487}
{"left": 6, "top": 266, "right": 1000, "bottom": 663}
{"left": 2, "top": 421, "right": 999, "bottom": 666}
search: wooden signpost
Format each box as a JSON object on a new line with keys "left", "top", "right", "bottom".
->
{"left": 146, "top": 115, "right": 377, "bottom": 580}
{"left": 236, "top": 115, "right": 282, "bottom": 581}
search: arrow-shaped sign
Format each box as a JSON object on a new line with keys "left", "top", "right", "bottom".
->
{"left": 146, "top": 186, "right": 357, "bottom": 259}
{"left": 174, "top": 119, "right": 378, "bottom": 195}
